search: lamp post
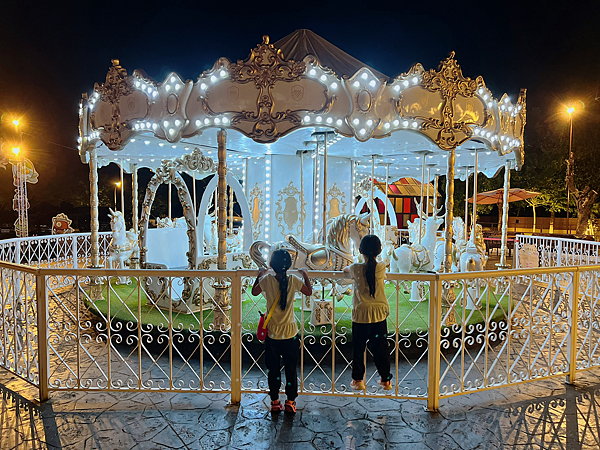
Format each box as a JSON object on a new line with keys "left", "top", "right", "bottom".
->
{"left": 566, "top": 106, "right": 575, "bottom": 234}
{"left": 114, "top": 181, "right": 121, "bottom": 210}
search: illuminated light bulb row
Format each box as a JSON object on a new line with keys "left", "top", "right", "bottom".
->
{"left": 511, "top": 104, "right": 523, "bottom": 117}
{"left": 264, "top": 157, "right": 271, "bottom": 240}
{"left": 242, "top": 160, "right": 247, "bottom": 188}
{"left": 303, "top": 115, "right": 344, "bottom": 127}
{"left": 307, "top": 65, "right": 339, "bottom": 90}
{"left": 161, "top": 118, "right": 188, "bottom": 137}
{"left": 134, "top": 121, "right": 157, "bottom": 131}
{"left": 164, "top": 76, "right": 183, "bottom": 93}
{"left": 194, "top": 116, "right": 230, "bottom": 127}
{"left": 135, "top": 79, "right": 157, "bottom": 97}
{"left": 88, "top": 91, "right": 100, "bottom": 110}
{"left": 88, "top": 131, "right": 100, "bottom": 140}
{"left": 392, "top": 75, "right": 420, "bottom": 93}
{"left": 198, "top": 69, "right": 228, "bottom": 92}
{"left": 352, "top": 70, "right": 384, "bottom": 90}
{"left": 473, "top": 128, "right": 498, "bottom": 141}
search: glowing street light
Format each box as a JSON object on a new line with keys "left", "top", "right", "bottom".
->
{"left": 12, "top": 147, "right": 20, "bottom": 156}
{"left": 12, "top": 119, "right": 20, "bottom": 127}
{"left": 566, "top": 105, "right": 576, "bottom": 233}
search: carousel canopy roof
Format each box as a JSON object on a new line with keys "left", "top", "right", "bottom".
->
{"left": 274, "top": 29, "right": 388, "bottom": 81}
{"left": 79, "top": 32, "right": 526, "bottom": 182}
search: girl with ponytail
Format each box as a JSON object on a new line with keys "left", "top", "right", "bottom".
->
{"left": 252, "top": 249, "right": 312, "bottom": 413}
{"left": 343, "top": 235, "right": 392, "bottom": 391}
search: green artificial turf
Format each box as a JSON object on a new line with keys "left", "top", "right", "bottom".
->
{"left": 84, "top": 279, "right": 509, "bottom": 339}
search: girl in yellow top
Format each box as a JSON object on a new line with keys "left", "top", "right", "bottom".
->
{"left": 252, "top": 249, "right": 312, "bottom": 413}
{"left": 344, "top": 235, "right": 392, "bottom": 391}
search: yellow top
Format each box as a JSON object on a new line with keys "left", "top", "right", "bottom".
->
{"left": 347, "top": 262, "right": 389, "bottom": 323}
{"left": 259, "top": 274, "right": 304, "bottom": 340}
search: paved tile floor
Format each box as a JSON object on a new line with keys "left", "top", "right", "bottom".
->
{"left": 1, "top": 369, "right": 599, "bottom": 449}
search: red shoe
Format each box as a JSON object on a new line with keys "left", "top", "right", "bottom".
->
{"left": 284, "top": 400, "right": 297, "bottom": 413}
{"left": 270, "top": 400, "right": 283, "bottom": 412}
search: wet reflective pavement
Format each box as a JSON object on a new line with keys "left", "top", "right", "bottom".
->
{"left": 1, "top": 370, "right": 599, "bottom": 449}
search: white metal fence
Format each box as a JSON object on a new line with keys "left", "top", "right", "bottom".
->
{"left": 0, "top": 233, "right": 112, "bottom": 269}
{"left": 515, "top": 235, "right": 600, "bottom": 268}
{"left": 1, "top": 261, "right": 599, "bottom": 411}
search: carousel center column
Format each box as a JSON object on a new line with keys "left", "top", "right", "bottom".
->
{"left": 213, "top": 129, "right": 231, "bottom": 330}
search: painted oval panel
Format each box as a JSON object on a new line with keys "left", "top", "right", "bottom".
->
{"left": 167, "top": 94, "right": 179, "bottom": 114}
{"left": 357, "top": 90, "right": 372, "bottom": 112}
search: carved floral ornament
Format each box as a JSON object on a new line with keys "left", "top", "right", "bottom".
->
{"left": 80, "top": 38, "right": 526, "bottom": 166}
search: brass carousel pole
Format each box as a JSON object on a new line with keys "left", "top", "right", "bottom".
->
{"left": 120, "top": 163, "right": 125, "bottom": 216}
{"left": 131, "top": 164, "right": 139, "bottom": 269}
{"left": 300, "top": 152, "right": 304, "bottom": 241}
{"left": 370, "top": 155, "right": 375, "bottom": 234}
{"left": 193, "top": 171, "right": 197, "bottom": 217}
{"left": 213, "top": 129, "right": 230, "bottom": 330}
{"left": 499, "top": 161, "right": 511, "bottom": 268}
{"left": 384, "top": 163, "right": 390, "bottom": 242}
{"left": 322, "top": 134, "right": 328, "bottom": 245}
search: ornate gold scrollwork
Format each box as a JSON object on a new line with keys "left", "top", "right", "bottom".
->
{"left": 232, "top": 253, "right": 255, "bottom": 269}
{"left": 91, "top": 60, "right": 136, "bottom": 150}
{"left": 326, "top": 183, "right": 347, "bottom": 220}
{"left": 275, "top": 181, "right": 305, "bottom": 236}
{"left": 248, "top": 184, "right": 263, "bottom": 240}
{"left": 199, "top": 36, "right": 335, "bottom": 143}
{"left": 397, "top": 52, "right": 486, "bottom": 151}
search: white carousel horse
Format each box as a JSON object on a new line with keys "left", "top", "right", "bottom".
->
{"left": 157, "top": 217, "right": 186, "bottom": 228}
{"left": 107, "top": 209, "right": 138, "bottom": 285}
{"left": 203, "top": 214, "right": 217, "bottom": 254}
{"left": 433, "top": 216, "right": 467, "bottom": 272}
{"left": 391, "top": 202, "right": 443, "bottom": 274}
{"left": 249, "top": 212, "right": 371, "bottom": 271}
{"left": 202, "top": 214, "right": 242, "bottom": 254}
{"left": 380, "top": 226, "right": 399, "bottom": 270}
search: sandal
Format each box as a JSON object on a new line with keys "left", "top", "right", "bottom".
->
{"left": 350, "top": 379, "right": 366, "bottom": 390}
{"left": 284, "top": 400, "right": 296, "bottom": 413}
{"left": 378, "top": 378, "right": 393, "bottom": 391}
{"left": 270, "top": 400, "right": 283, "bottom": 412}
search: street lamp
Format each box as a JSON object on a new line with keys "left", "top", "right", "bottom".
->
{"left": 114, "top": 181, "right": 121, "bottom": 209}
{"left": 566, "top": 106, "right": 575, "bottom": 234}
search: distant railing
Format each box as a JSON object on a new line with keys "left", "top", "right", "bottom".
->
{"left": 515, "top": 235, "right": 600, "bottom": 268}
{"left": 0, "top": 233, "right": 111, "bottom": 269}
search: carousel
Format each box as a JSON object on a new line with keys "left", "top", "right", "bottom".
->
{"left": 77, "top": 30, "right": 526, "bottom": 318}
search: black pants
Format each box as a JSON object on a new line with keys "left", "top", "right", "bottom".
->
{"left": 265, "top": 336, "right": 299, "bottom": 401}
{"left": 352, "top": 320, "right": 392, "bottom": 382}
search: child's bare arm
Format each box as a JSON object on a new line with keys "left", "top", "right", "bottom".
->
{"left": 298, "top": 268, "right": 313, "bottom": 296}
{"left": 251, "top": 267, "right": 267, "bottom": 296}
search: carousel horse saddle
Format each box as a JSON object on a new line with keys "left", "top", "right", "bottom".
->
{"left": 286, "top": 236, "right": 328, "bottom": 268}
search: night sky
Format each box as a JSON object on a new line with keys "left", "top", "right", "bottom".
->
{"left": 0, "top": 2, "right": 598, "bottom": 223}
